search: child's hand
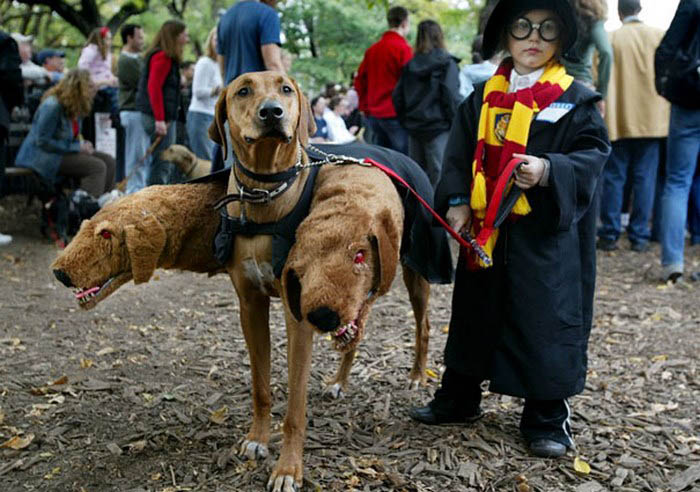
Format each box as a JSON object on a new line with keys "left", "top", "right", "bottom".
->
{"left": 512, "top": 153, "right": 545, "bottom": 190}
{"left": 446, "top": 205, "right": 472, "bottom": 234}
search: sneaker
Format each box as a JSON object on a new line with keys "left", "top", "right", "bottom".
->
{"left": 409, "top": 390, "right": 483, "bottom": 425}
{"left": 596, "top": 238, "right": 618, "bottom": 251}
{"left": 0, "top": 232, "right": 12, "bottom": 246}
{"left": 630, "top": 241, "right": 649, "bottom": 253}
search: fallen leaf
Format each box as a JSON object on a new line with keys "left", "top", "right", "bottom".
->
{"left": 210, "top": 406, "right": 229, "bottom": 424}
{"left": 43, "top": 466, "right": 61, "bottom": 479}
{"left": 441, "top": 324, "right": 449, "bottom": 334}
{"left": 0, "top": 433, "right": 35, "bottom": 450}
{"left": 80, "top": 358, "right": 93, "bottom": 369}
{"left": 425, "top": 368, "right": 438, "bottom": 379}
{"left": 51, "top": 375, "right": 68, "bottom": 386}
{"left": 96, "top": 347, "right": 115, "bottom": 356}
{"left": 574, "top": 456, "right": 591, "bottom": 475}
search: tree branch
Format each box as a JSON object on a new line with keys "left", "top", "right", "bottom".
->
{"left": 106, "top": 0, "right": 151, "bottom": 33}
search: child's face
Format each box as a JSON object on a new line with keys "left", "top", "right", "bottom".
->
{"left": 507, "top": 9, "right": 560, "bottom": 74}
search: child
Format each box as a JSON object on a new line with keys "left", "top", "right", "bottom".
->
{"left": 78, "top": 27, "right": 119, "bottom": 119}
{"left": 410, "top": 0, "right": 611, "bottom": 459}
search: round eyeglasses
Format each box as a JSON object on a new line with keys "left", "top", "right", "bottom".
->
{"left": 509, "top": 17, "right": 560, "bottom": 42}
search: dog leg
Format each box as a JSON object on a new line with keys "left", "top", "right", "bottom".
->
{"left": 235, "top": 282, "right": 272, "bottom": 460}
{"left": 402, "top": 265, "right": 431, "bottom": 389}
{"left": 323, "top": 349, "right": 357, "bottom": 399}
{"left": 267, "top": 314, "right": 314, "bottom": 492}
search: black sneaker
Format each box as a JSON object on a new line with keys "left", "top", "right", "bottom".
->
{"left": 596, "top": 238, "right": 618, "bottom": 251}
{"left": 409, "top": 394, "right": 483, "bottom": 425}
{"left": 630, "top": 241, "right": 649, "bottom": 253}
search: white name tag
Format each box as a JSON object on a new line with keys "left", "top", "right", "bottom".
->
{"left": 537, "top": 103, "right": 575, "bottom": 123}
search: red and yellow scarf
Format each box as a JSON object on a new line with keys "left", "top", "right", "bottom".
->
{"left": 466, "top": 59, "right": 573, "bottom": 269}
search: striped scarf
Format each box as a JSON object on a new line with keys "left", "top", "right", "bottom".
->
{"left": 466, "top": 59, "right": 573, "bottom": 269}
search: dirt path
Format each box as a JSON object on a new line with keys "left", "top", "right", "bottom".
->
{"left": 1, "top": 196, "right": 698, "bottom": 492}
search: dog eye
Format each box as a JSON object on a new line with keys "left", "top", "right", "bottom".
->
{"left": 100, "top": 230, "right": 112, "bottom": 239}
{"left": 282, "top": 85, "right": 293, "bottom": 94}
{"left": 353, "top": 251, "right": 366, "bottom": 264}
{"left": 237, "top": 87, "right": 250, "bottom": 96}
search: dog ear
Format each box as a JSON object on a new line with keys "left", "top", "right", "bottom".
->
{"left": 283, "top": 268, "right": 303, "bottom": 322}
{"left": 369, "top": 210, "right": 400, "bottom": 296}
{"left": 209, "top": 87, "right": 228, "bottom": 159}
{"left": 124, "top": 214, "right": 167, "bottom": 284}
{"left": 292, "top": 79, "right": 315, "bottom": 148}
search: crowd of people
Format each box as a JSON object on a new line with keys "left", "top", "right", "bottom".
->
{"left": 0, "top": 0, "right": 698, "bottom": 463}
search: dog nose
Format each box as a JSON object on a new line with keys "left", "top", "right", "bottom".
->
{"left": 307, "top": 306, "right": 340, "bottom": 332}
{"left": 257, "top": 100, "right": 285, "bottom": 123}
{"left": 53, "top": 269, "right": 74, "bottom": 288}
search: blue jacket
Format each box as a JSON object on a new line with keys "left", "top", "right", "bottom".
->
{"left": 15, "top": 95, "right": 81, "bottom": 183}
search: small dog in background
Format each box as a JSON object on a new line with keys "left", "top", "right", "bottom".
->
{"left": 161, "top": 144, "right": 212, "bottom": 180}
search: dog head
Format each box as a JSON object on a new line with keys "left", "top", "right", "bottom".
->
{"left": 282, "top": 207, "right": 401, "bottom": 353}
{"left": 160, "top": 144, "right": 197, "bottom": 176}
{"left": 50, "top": 193, "right": 167, "bottom": 310}
{"left": 208, "top": 71, "right": 315, "bottom": 161}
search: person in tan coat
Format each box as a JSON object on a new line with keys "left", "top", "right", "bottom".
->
{"left": 597, "top": 0, "right": 670, "bottom": 252}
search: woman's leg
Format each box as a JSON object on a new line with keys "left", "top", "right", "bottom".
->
{"left": 187, "top": 111, "right": 215, "bottom": 160}
{"left": 58, "top": 153, "right": 106, "bottom": 198}
{"left": 92, "top": 151, "right": 117, "bottom": 194}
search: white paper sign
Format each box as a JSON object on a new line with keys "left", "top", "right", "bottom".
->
{"left": 94, "top": 112, "right": 116, "bottom": 158}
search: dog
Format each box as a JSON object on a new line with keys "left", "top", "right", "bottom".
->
{"left": 50, "top": 181, "right": 226, "bottom": 309}
{"left": 160, "top": 144, "right": 212, "bottom": 180}
{"left": 207, "top": 71, "right": 432, "bottom": 492}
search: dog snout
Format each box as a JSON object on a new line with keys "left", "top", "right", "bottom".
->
{"left": 257, "top": 100, "right": 285, "bottom": 124}
{"left": 307, "top": 306, "right": 340, "bottom": 332}
{"left": 53, "top": 269, "right": 74, "bottom": 288}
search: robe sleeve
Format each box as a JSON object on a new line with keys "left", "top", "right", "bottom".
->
{"left": 543, "top": 102, "right": 611, "bottom": 232}
{"left": 434, "top": 86, "right": 480, "bottom": 214}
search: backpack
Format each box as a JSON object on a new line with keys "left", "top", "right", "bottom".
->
{"left": 0, "top": 32, "right": 24, "bottom": 130}
{"left": 42, "top": 189, "right": 100, "bottom": 248}
{"left": 654, "top": 12, "right": 700, "bottom": 108}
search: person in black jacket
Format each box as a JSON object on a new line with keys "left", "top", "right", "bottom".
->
{"left": 654, "top": 0, "right": 700, "bottom": 282}
{"left": 392, "top": 20, "right": 460, "bottom": 187}
{"left": 409, "top": 0, "right": 611, "bottom": 459}
{"left": 0, "top": 30, "right": 25, "bottom": 245}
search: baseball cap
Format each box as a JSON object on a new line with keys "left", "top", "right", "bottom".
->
{"left": 11, "top": 32, "right": 34, "bottom": 44}
{"left": 37, "top": 49, "right": 66, "bottom": 65}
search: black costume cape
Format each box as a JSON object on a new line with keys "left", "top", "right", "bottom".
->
{"left": 192, "top": 142, "right": 454, "bottom": 285}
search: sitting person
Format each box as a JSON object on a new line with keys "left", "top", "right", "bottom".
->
{"left": 323, "top": 95, "right": 356, "bottom": 144}
{"left": 78, "top": 27, "right": 119, "bottom": 118}
{"left": 12, "top": 33, "right": 50, "bottom": 87}
{"left": 310, "top": 95, "right": 329, "bottom": 142}
{"left": 14, "top": 68, "right": 116, "bottom": 199}
{"left": 37, "top": 48, "right": 66, "bottom": 84}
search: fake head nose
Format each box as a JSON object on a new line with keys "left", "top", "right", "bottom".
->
{"left": 257, "top": 100, "right": 285, "bottom": 124}
{"left": 307, "top": 306, "right": 340, "bottom": 332}
{"left": 53, "top": 269, "right": 74, "bottom": 288}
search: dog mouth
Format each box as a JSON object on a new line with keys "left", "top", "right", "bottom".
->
{"left": 331, "top": 296, "right": 373, "bottom": 352}
{"left": 72, "top": 272, "right": 132, "bottom": 310}
{"left": 245, "top": 127, "right": 292, "bottom": 144}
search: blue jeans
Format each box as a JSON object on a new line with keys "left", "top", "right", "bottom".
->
{"left": 366, "top": 116, "right": 408, "bottom": 155}
{"left": 598, "top": 138, "right": 660, "bottom": 245}
{"left": 690, "top": 169, "right": 700, "bottom": 245}
{"left": 660, "top": 105, "right": 700, "bottom": 275}
{"left": 119, "top": 110, "right": 150, "bottom": 194}
{"left": 408, "top": 131, "right": 450, "bottom": 188}
{"left": 141, "top": 113, "right": 180, "bottom": 186}
{"left": 186, "top": 110, "right": 215, "bottom": 160}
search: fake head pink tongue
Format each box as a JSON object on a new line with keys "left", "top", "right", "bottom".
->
{"left": 75, "top": 286, "right": 100, "bottom": 299}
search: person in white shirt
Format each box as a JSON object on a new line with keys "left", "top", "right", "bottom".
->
{"left": 323, "top": 95, "right": 355, "bottom": 144}
{"left": 11, "top": 33, "right": 50, "bottom": 86}
{"left": 187, "top": 28, "right": 223, "bottom": 160}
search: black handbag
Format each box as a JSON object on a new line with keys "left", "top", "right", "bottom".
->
{"left": 655, "top": 25, "right": 700, "bottom": 109}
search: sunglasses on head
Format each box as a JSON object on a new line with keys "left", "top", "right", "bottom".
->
{"left": 509, "top": 17, "right": 560, "bottom": 42}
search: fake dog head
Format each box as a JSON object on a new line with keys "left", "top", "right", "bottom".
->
{"left": 208, "top": 71, "right": 315, "bottom": 162}
{"left": 51, "top": 198, "right": 167, "bottom": 310}
{"left": 281, "top": 166, "right": 403, "bottom": 353}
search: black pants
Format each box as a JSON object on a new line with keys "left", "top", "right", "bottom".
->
{"left": 442, "top": 367, "right": 574, "bottom": 448}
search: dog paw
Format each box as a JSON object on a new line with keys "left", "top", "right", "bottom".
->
{"left": 323, "top": 383, "right": 344, "bottom": 399}
{"left": 267, "top": 473, "right": 300, "bottom": 492}
{"left": 240, "top": 439, "right": 268, "bottom": 460}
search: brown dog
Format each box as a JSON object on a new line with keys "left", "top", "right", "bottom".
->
{"left": 160, "top": 144, "right": 212, "bottom": 180}
{"left": 208, "top": 72, "right": 431, "bottom": 492}
{"left": 50, "top": 182, "right": 226, "bottom": 308}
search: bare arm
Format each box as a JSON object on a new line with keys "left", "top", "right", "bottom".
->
{"left": 261, "top": 43, "right": 285, "bottom": 73}
{"left": 217, "top": 55, "right": 226, "bottom": 81}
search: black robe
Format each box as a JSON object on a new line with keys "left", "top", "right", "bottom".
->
{"left": 435, "top": 81, "right": 611, "bottom": 400}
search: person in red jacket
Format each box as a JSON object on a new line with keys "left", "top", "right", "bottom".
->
{"left": 354, "top": 5, "right": 412, "bottom": 155}
{"left": 136, "top": 19, "right": 189, "bottom": 185}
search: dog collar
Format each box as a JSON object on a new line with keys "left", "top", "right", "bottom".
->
{"left": 233, "top": 148, "right": 303, "bottom": 184}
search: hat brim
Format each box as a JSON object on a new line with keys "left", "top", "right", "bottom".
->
{"left": 482, "top": 0, "right": 578, "bottom": 60}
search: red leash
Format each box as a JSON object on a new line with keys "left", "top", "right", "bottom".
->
{"left": 362, "top": 158, "right": 492, "bottom": 265}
